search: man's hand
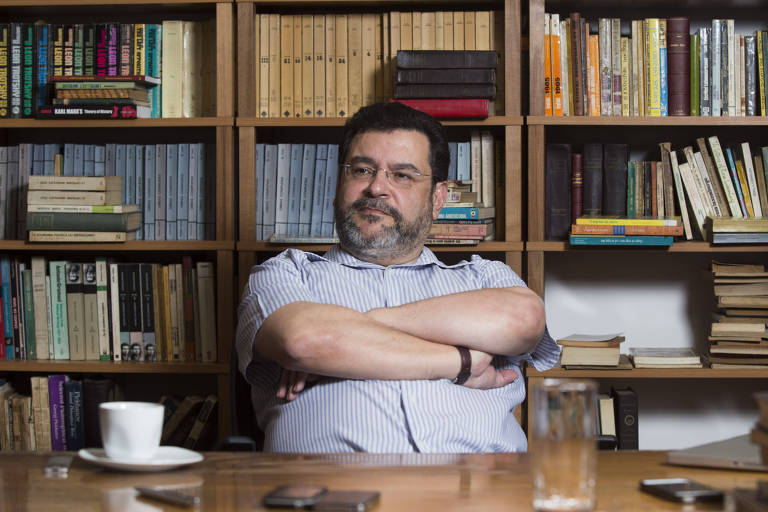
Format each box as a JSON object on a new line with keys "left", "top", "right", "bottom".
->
{"left": 277, "top": 369, "right": 322, "bottom": 401}
{"left": 461, "top": 349, "right": 518, "bottom": 389}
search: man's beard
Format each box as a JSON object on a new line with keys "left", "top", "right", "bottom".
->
{"left": 335, "top": 197, "right": 433, "bottom": 262}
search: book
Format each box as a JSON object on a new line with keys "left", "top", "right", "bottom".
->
{"left": 545, "top": 143, "right": 571, "bottom": 240}
{"left": 598, "top": 393, "right": 617, "bottom": 439}
{"left": 559, "top": 345, "right": 621, "bottom": 366}
{"left": 65, "top": 262, "right": 86, "bottom": 360}
{"left": 569, "top": 235, "right": 674, "bottom": 246}
{"left": 571, "top": 224, "right": 683, "bottom": 236}
{"left": 393, "top": 83, "right": 496, "bottom": 99}
{"left": 575, "top": 216, "right": 681, "bottom": 226}
{"left": 64, "top": 379, "right": 84, "bottom": 451}
{"left": 27, "top": 189, "right": 121, "bottom": 206}
{"left": 182, "top": 394, "right": 218, "bottom": 449}
{"left": 389, "top": 98, "right": 489, "bottom": 118}
{"left": 161, "top": 394, "right": 203, "bottom": 445}
{"left": 629, "top": 347, "right": 701, "bottom": 366}
{"left": 196, "top": 262, "right": 217, "bottom": 363}
{"left": 29, "top": 231, "right": 137, "bottom": 242}
{"left": 36, "top": 103, "right": 149, "bottom": 119}
{"left": 556, "top": 333, "right": 625, "bottom": 347}
{"left": 394, "top": 67, "right": 495, "bottom": 84}
{"left": 28, "top": 175, "right": 122, "bottom": 191}
{"left": 49, "top": 74, "right": 159, "bottom": 85}
{"left": 603, "top": 144, "right": 628, "bottom": 215}
{"left": 437, "top": 206, "right": 495, "bottom": 220}
{"left": 712, "top": 232, "right": 768, "bottom": 244}
{"left": 396, "top": 49, "right": 497, "bottom": 68}
{"left": 26, "top": 212, "right": 140, "bottom": 232}
{"left": 611, "top": 386, "right": 638, "bottom": 450}
{"left": 48, "top": 374, "right": 67, "bottom": 451}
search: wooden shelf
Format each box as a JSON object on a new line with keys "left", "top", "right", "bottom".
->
{"left": 526, "top": 116, "right": 768, "bottom": 126}
{"left": 237, "top": 241, "right": 524, "bottom": 252}
{"left": 237, "top": 116, "right": 523, "bottom": 127}
{"left": 0, "top": 0, "right": 228, "bottom": 6}
{"left": 526, "top": 241, "right": 768, "bottom": 252}
{"left": 526, "top": 367, "right": 768, "bottom": 379}
{"left": 0, "top": 117, "right": 235, "bottom": 129}
{"left": 0, "top": 240, "right": 235, "bottom": 251}
{"left": 0, "top": 360, "right": 228, "bottom": 374}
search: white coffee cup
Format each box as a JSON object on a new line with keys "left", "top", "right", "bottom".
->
{"left": 99, "top": 401, "right": 164, "bottom": 461}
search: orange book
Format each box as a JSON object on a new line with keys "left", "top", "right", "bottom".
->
{"left": 551, "top": 14, "right": 563, "bottom": 116}
{"left": 544, "top": 13, "right": 552, "bottom": 115}
{"left": 587, "top": 33, "right": 600, "bottom": 116}
{"left": 735, "top": 159, "right": 755, "bottom": 217}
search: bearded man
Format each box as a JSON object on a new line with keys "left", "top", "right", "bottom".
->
{"left": 235, "top": 102, "right": 559, "bottom": 453}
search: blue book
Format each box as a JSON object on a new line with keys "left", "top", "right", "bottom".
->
{"left": 437, "top": 206, "right": 495, "bottom": 220}
{"left": 274, "top": 144, "right": 291, "bottom": 236}
{"left": 321, "top": 144, "right": 339, "bottom": 237}
{"left": 176, "top": 143, "right": 189, "bottom": 240}
{"left": 83, "top": 144, "right": 95, "bottom": 177}
{"left": 18, "top": 144, "right": 31, "bottom": 238}
{"left": 310, "top": 144, "right": 328, "bottom": 237}
{"left": 195, "top": 143, "right": 206, "bottom": 240}
{"left": 145, "top": 24, "right": 162, "bottom": 118}
{"left": 73, "top": 144, "right": 85, "bottom": 176}
{"left": 44, "top": 143, "right": 60, "bottom": 176}
{"left": 105, "top": 143, "right": 116, "bottom": 176}
{"left": 166, "top": 144, "right": 178, "bottom": 240}
{"left": 35, "top": 24, "right": 49, "bottom": 110}
{"left": 725, "top": 147, "right": 748, "bottom": 216}
{"left": 143, "top": 144, "right": 156, "bottom": 240}
{"left": 115, "top": 144, "right": 127, "bottom": 203}
{"left": 48, "top": 374, "right": 68, "bottom": 450}
{"left": 5, "top": 146, "right": 18, "bottom": 238}
{"left": 456, "top": 142, "right": 470, "bottom": 181}
{"left": 63, "top": 143, "right": 75, "bottom": 176}
{"left": 64, "top": 378, "right": 84, "bottom": 450}
{"left": 448, "top": 142, "right": 458, "bottom": 181}
{"left": 660, "top": 24, "right": 668, "bottom": 116}
{"left": 125, "top": 144, "right": 136, "bottom": 206}
{"left": 298, "top": 144, "right": 316, "bottom": 237}
{"left": 255, "top": 143, "right": 265, "bottom": 240}
{"left": 155, "top": 144, "right": 166, "bottom": 241}
{"left": 0, "top": 255, "right": 13, "bottom": 358}
{"left": 569, "top": 235, "right": 674, "bottom": 246}
{"left": 32, "top": 144, "right": 45, "bottom": 175}
{"left": 262, "top": 144, "right": 278, "bottom": 240}
{"left": 188, "top": 143, "right": 198, "bottom": 241}
{"left": 94, "top": 145, "right": 105, "bottom": 177}
{"left": 135, "top": 145, "right": 144, "bottom": 240}
{"left": 287, "top": 144, "right": 303, "bottom": 236}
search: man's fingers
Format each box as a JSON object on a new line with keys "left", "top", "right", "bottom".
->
{"left": 292, "top": 372, "right": 308, "bottom": 393}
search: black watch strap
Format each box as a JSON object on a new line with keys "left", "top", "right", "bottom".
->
{"left": 452, "top": 346, "right": 472, "bottom": 385}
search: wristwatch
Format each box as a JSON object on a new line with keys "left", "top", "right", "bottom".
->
{"left": 452, "top": 346, "right": 472, "bottom": 385}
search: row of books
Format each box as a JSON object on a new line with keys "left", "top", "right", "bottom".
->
{"left": 710, "top": 261, "right": 768, "bottom": 368}
{"left": 0, "top": 376, "right": 217, "bottom": 452}
{"left": 251, "top": 10, "right": 504, "bottom": 118}
{"left": 0, "top": 142, "right": 215, "bottom": 241}
{"left": 595, "top": 387, "right": 638, "bottom": 450}
{"left": 0, "top": 254, "right": 217, "bottom": 363}
{"left": 543, "top": 14, "right": 768, "bottom": 117}
{"left": 556, "top": 334, "right": 703, "bottom": 368}
{"left": 254, "top": 134, "right": 499, "bottom": 242}
{"left": 0, "top": 20, "right": 216, "bottom": 119}
{"left": 545, "top": 135, "right": 768, "bottom": 242}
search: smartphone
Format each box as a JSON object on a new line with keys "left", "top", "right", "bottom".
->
{"left": 639, "top": 478, "right": 724, "bottom": 503}
{"left": 262, "top": 485, "right": 328, "bottom": 508}
{"left": 312, "top": 490, "right": 380, "bottom": 511}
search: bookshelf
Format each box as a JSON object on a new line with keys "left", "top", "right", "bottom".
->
{"left": 235, "top": 0, "right": 526, "bottom": 294}
{"left": 0, "top": 0, "right": 237, "bottom": 441}
{"left": 525, "top": 0, "right": 768, "bottom": 444}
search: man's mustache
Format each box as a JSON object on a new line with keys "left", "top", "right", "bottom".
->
{"left": 351, "top": 198, "right": 403, "bottom": 223}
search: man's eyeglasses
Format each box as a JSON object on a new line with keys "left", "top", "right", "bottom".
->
{"left": 340, "top": 164, "right": 433, "bottom": 189}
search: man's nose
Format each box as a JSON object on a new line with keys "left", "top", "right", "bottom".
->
{"left": 364, "top": 168, "right": 392, "bottom": 195}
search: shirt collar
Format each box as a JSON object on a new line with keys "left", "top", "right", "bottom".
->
{"left": 320, "top": 244, "right": 469, "bottom": 269}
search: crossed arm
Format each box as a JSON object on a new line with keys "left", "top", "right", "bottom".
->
{"left": 253, "top": 286, "right": 546, "bottom": 399}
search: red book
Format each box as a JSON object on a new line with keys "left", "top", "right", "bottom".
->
{"left": 571, "top": 153, "right": 583, "bottom": 223}
{"left": 36, "top": 104, "right": 139, "bottom": 119}
{"left": 666, "top": 17, "right": 690, "bottom": 116}
{"left": 389, "top": 98, "right": 489, "bottom": 118}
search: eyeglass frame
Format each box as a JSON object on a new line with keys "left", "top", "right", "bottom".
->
{"left": 340, "top": 163, "right": 436, "bottom": 189}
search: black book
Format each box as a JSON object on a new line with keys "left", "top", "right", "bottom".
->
{"left": 9, "top": 23, "right": 22, "bottom": 118}
{"left": 83, "top": 377, "right": 113, "bottom": 447}
{"left": 83, "top": 24, "right": 96, "bottom": 76}
{"left": 545, "top": 143, "right": 572, "bottom": 240}
{"left": 34, "top": 24, "right": 50, "bottom": 112}
{"left": 64, "top": 378, "right": 84, "bottom": 451}
{"left": 21, "top": 24, "right": 34, "bottom": 118}
{"left": 0, "top": 24, "right": 8, "bottom": 117}
{"left": 393, "top": 83, "right": 496, "bottom": 99}
{"left": 394, "top": 68, "right": 496, "bottom": 84}
{"left": 602, "top": 143, "right": 628, "bottom": 216}
{"left": 582, "top": 143, "right": 603, "bottom": 216}
{"left": 643, "top": 162, "right": 653, "bottom": 217}
{"left": 611, "top": 386, "right": 639, "bottom": 450}
{"left": 396, "top": 50, "right": 497, "bottom": 69}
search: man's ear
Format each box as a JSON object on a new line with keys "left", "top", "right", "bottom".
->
{"left": 432, "top": 181, "right": 448, "bottom": 219}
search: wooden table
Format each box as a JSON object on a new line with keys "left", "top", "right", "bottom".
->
{"left": 0, "top": 451, "right": 764, "bottom": 511}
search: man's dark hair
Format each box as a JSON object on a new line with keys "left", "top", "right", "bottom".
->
{"left": 340, "top": 102, "right": 450, "bottom": 183}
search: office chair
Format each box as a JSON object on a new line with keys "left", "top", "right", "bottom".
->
{"left": 215, "top": 348, "right": 263, "bottom": 451}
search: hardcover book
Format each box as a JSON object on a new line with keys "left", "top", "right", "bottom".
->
{"left": 611, "top": 386, "right": 638, "bottom": 450}
{"left": 396, "top": 49, "right": 497, "bottom": 68}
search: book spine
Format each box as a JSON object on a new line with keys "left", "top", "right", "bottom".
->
{"left": 95, "top": 258, "right": 111, "bottom": 361}
{"left": 64, "top": 379, "right": 84, "bottom": 450}
{"left": 544, "top": 14, "right": 552, "bottom": 116}
{"left": 255, "top": 143, "right": 265, "bottom": 239}
{"left": 569, "top": 235, "right": 673, "bottom": 246}
{"left": 647, "top": 19, "right": 661, "bottom": 116}
{"left": 666, "top": 17, "right": 690, "bottom": 116}
{"left": 19, "top": 24, "right": 33, "bottom": 116}
{"left": 746, "top": 36, "right": 757, "bottom": 116}
{"left": 390, "top": 98, "right": 488, "bottom": 118}
{"left": 571, "top": 153, "right": 583, "bottom": 222}
{"left": 31, "top": 256, "right": 48, "bottom": 360}
{"left": 0, "top": 257, "right": 13, "bottom": 359}
{"left": 176, "top": 143, "right": 188, "bottom": 240}
{"left": 610, "top": 18, "right": 622, "bottom": 115}
{"left": 602, "top": 144, "right": 628, "bottom": 215}
{"left": 82, "top": 262, "right": 99, "bottom": 360}
{"left": 109, "top": 263, "right": 121, "bottom": 361}
{"left": 165, "top": 144, "right": 177, "bottom": 240}
{"left": 393, "top": 83, "right": 495, "bottom": 99}
{"left": 545, "top": 143, "right": 572, "bottom": 239}
{"left": 22, "top": 269, "right": 35, "bottom": 359}
{"left": 9, "top": 24, "right": 21, "bottom": 118}
{"left": 48, "top": 375, "right": 67, "bottom": 450}
{"left": 298, "top": 144, "right": 316, "bottom": 236}
{"left": 140, "top": 263, "right": 156, "bottom": 361}
{"left": 65, "top": 263, "right": 85, "bottom": 360}
{"left": 49, "top": 261, "right": 69, "bottom": 359}
{"left": 0, "top": 25, "right": 8, "bottom": 118}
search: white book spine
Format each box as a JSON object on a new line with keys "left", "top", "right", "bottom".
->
{"left": 692, "top": 151, "right": 723, "bottom": 216}
{"left": 95, "top": 258, "right": 111, "bottom": 361}
{"left": 154, "top": 144, "right": 166, "bottom": 240}
{"left": 255, "top": 143, "right": 265, "bottom": 240}
{"left": 708, "top": 136, "right": 743, "bottom": 217}
{"left": 109, "top": 263, "right": 122, "bottom": 361}
{"left": 669, "top": 150, "right": 694, "bottom": 240}
{"left": 677, "top": 160, "right": 708, "bottom": 238}
{"left": 480, "top": 131, "right": 494, "bottom": 208}
{"left": 274, "top": 143, "right": 292, "bottom": 236}
{"left": 741, "top": 142, "right": 762, "bottom": 217}
{"left": 683, "top": 146, "right": 716, "bottom": 217}
{"left": 31, "top": 256, "right": 49, "bottom": 360}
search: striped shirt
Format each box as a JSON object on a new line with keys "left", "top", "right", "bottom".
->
{"left": 236, "top": 246, "right": 560, "bottom": 453}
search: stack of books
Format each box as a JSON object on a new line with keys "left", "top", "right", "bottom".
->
{"left": 629, "top": 347, "right": 703, "bottom": 368}
{"left": 26, "top": 176, "right": 139, "bottom": 242}
{"left": 556, "top": 333, "right": 628, "bottom": 368}
{"left": 710, "top": 217, "right": 768, "bottom": 245}
{"left": 391, "top": 50, "right": 497, "bottom": 118}
{"left": 709, "top": 261, "right": 768, "bottom": 368}
{"left": 569, "top": 216, "right": 681, "bottom": 246}
{"left": 37, "top": 75, "right": 160, "bottom": 120}
{"left": 751, "top": 391, "right": 768, "bottom": 465}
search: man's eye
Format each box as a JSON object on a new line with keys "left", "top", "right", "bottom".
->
{"left": 392, "top": 171, "right": 414, "bottom": 182}
{"left": 352, "top": 167, "right": 373, "bottom": 177}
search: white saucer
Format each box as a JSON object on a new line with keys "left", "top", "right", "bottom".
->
{"left": 78, "top": 447, "right": 204, "bottom": 472}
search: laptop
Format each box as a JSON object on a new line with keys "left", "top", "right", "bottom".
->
{"left": 666, "top": 434, "right": 768, "bottom": 472}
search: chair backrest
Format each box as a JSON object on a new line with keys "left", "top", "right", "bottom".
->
{"left": 229, "top": 347, "right": 264, "bottom": 449}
